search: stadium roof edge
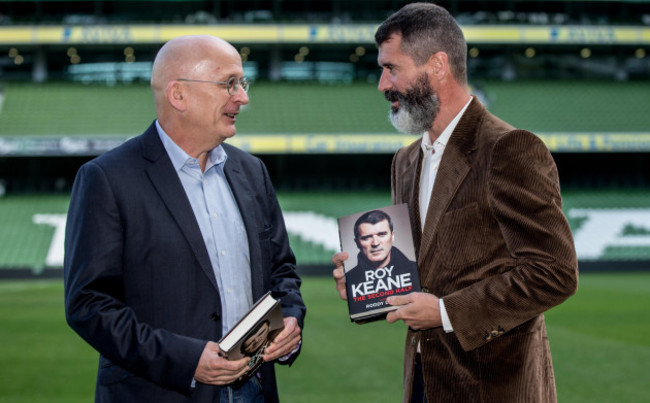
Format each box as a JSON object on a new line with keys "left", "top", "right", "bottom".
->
{"left": 1, "top": 24, "right": 649, "bottom": 46}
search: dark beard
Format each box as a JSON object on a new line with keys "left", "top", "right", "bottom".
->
{"left": 384, "top": 73, "right": 440, "bottom": 134}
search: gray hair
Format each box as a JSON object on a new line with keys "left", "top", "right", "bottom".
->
{"left": 375, "top": 2, "right": 467, "bottom": 86}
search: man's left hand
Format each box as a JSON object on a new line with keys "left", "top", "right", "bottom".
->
{"left": 263, "top": 316, "right": 301, "bottom": 362}
{"left": 385, "top": 292, "right": 442, "bottom": 330}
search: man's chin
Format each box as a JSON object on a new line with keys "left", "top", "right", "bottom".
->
{"left": 219, "top": 128, "right": 237, "bottom": 142}
{"left": 390, "top": 113, "right": 422, "bottom": 135}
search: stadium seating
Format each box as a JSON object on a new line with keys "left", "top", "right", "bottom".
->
{"left": 1, "top": 80, "right": 649, "bottom": 136}
{"left": 2, "top": 189, "right": 649, "bottom": 272}
{"left": 0, "top": 0, "right": 648, "bottom": 273}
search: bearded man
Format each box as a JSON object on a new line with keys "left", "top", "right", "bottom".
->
{"left": 332, "top": 3, "right": 578, "bottom": 403}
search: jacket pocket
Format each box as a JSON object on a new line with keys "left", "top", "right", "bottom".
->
{"left": 258, "top": 225, "right": 273, "bottom": 241}
{"left": 258, "top": 226, "right": 273, "bottom": 268}
{"left": 436, "top": 202, "right": 490, "bottom": 268}
{"left": 97, "top": 357, "right": 135, "bottom": 386}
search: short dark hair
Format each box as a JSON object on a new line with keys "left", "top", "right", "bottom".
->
{"left": 354, "top": 210, "right": 394, "bottom": 240}
{"left": 375, "top": 2, "right": 467, "bottom": 85}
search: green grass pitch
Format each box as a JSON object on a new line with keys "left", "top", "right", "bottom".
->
{"left": 0, "top": 274, "right": 648, "bottom": 402}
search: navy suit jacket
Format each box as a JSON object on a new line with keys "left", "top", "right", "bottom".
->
{"left": 64, "top": 122, "right": 305, "bottom": 402}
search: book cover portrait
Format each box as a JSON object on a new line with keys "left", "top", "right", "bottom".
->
{"left": 338, "top": 203, "right": 421, "bottom": 322}
{"left": 218, "top": 292, "right": 284, "bottom": 384}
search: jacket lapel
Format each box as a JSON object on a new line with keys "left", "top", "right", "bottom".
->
{"left": 418, "top": 145, "right": 470, "bottom": 269}
{"left": 398, "top": 145, "right": 424, "bottom": 254}
{"left": 418, "top": 98, "right": 481, "bottom": 284}
{"left": 140, "top": 124, "right": 219, "bottom": 291}
{"left": 222, "top": 148, "right": 265, "bottom": 300}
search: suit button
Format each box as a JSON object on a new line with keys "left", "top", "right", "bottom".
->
{"left": 411, "top": 336, "right": 417, "bottom": 346}
{"left": 210, "top": 312, "right": 220, "bottom": 322}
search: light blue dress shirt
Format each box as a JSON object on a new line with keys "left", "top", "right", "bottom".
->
{"left": 156, "top": 121, "right": 253, "bottom": 335}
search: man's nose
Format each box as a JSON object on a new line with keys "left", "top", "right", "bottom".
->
{"left": 232, "top": 88, "right": 249, "bottom": 105}
{"left": 378, "top": 70, "right": 391, "bottom": 93}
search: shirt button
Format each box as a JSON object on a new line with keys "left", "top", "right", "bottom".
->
{"left": 212, "top": 213, "right": 218, "bottom": 219}
{"left": 221, "top": 250, "right": 227, "bottom": 256}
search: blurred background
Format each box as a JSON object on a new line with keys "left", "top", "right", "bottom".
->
{"left": 0, "top": 0, "right": 649, "bottom": 274}
{"left": 0, "top": 1, "right": 649, "bottom": 402}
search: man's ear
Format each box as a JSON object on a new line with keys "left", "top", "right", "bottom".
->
{"left": 428, "top": 52, "right": 448, "bottom": 80}
{"left": 167, "top": 81, "right": 187, "bottom": 111}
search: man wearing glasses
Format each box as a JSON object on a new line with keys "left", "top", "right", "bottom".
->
{"left": 64, "top": 35, "right": 305, "bottom": 403}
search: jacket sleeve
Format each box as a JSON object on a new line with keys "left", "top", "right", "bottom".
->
{"left": 443, "top": 130, "right": 578, "bottom": 351}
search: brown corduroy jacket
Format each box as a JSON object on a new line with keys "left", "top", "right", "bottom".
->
{"left": 391, "top": 97, "right": 578, "bottom": 402}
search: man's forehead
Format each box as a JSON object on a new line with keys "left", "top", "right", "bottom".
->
{"left": 378, "top": 33, "right": 402, "bottom": 51}
{"left": 196, "top": 56, "right": 243, "bottom": 77}
{"left": 378, "top": 35, "right": 411, "bottom": 65}
{"left": 358, "top": 220, "right": 391, "bottom": 233}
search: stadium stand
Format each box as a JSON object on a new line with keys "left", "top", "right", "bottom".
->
{"left": 0, "top": 0, "right": 649, "bottom": 273}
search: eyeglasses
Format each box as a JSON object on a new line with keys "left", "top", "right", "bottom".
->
{"left": 176, "top": 76, "right": 250, "bottom": 96}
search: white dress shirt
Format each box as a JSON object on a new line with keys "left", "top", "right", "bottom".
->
{"left": 419, "top": 97, "right": 472, "bottom": 333}
{"left": 156, "top": 121, "right": 253, "bottom": 336}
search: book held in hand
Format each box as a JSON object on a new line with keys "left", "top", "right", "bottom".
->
{"left": 338, "top": 203, "right": 421, "bottom": 323}
{"left": 218, "top": 291, "right": 284, "bottom": 384}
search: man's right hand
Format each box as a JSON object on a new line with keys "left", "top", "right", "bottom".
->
{"left": 194, "top": 341, "right": 251, "bottom": 386}
{"left": 332, "top": 251, "right": 349, "bottom": 300}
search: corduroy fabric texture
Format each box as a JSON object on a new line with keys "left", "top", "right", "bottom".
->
{"left": 391, "top": 97, "right": 578, "bottom": 403}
